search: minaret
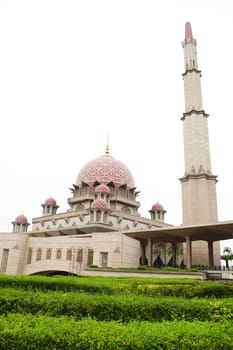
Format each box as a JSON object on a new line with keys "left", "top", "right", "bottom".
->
{"left": 180, "top": 22, "right": 220, "bottom": 266}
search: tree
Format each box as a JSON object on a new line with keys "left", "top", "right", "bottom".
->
{"left": 221, "top": 246, "right": 233, "bottom": 269}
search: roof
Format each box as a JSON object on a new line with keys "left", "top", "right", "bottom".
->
{"left": 124, "top": 221, "right": 233, "bottom": 243}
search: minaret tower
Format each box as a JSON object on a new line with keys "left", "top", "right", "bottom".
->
{"left": 180, "top": 22, "right": 220, "bottom": 265}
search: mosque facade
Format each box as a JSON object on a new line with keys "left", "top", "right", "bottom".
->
{"left": 0, "top": 23, "right": 222, "bottom": 275}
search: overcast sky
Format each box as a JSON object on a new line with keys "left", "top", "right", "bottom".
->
{"left": 0, "top": 0, "right": 233, "bottom": 252}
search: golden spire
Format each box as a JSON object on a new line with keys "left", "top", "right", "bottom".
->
{"left": 105, "top": 132, "right": 110, "bottom": 155}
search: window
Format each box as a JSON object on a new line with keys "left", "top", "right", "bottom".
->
{"left": 87, "top": 249, "right": 93, "bottom": 266}
{"left": 0, "top": 249, "right": 9, "bottom": 273}
{"left": 128, "top": 190, "right": 134, "bottom": 200}
{"left": 81, "top": 185, "right": 89, "bottom": 196}
{"left": 27, "top": 248, "right": 32, "bottom": 264}
{"left": 56, "top": 249, "right": 62, "bottom": 259}
{"left": 36, "top": 248, "right": 42, "bottom": 261}
{"left": 76, "top": 249, "right": 83, "bottom": 263}
{"left": 96, "top": 211, "right": 101, "bottom": 221}
{"left": 121, "top": 206, "right": 130, "bottom": 214}
{"left": 100, "top": 252, "right": 108, "bottom": 267}
{"left": 103, "top": 211, "right": 108, "bottom": 223}
{"left": 66, "top": 249, "right": 72, "bottom": 261}
{"left": 119, "top": 186, "right": 126, "bottom": 197}
{"left": 46, "top": 248, "right": 52, "bottom": 260}
{"left": 75, "top": 203, "right": 85, "bottom": 210}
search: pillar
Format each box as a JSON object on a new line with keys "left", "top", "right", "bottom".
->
{"left": 140, "top": 241, "right": 147, "bottom": 265}
{"left": 172, "top": 243, "right": 177, "bottom": 267}
{"left": 208, "top": 241, "right": 214, "bottom": 269}
{"left": 147, "top": 238, "right": 152, "bottom": 267}
{"left": 185, "top": 236, "right": 192, "bottom": 268}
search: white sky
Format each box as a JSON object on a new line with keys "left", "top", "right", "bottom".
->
{"left": 0, "top": 0, "right": 233, "bottom": 252}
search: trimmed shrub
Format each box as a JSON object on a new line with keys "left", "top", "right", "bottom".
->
{"left": 0, "top": 288, "right": 233, "bottom": 322}
{"left": 0, "top": 314, "right": 233, "bottom": 349}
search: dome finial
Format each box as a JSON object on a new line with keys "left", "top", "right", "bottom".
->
{"left": 105, "top": 132, "right": 110, "bottom": 155}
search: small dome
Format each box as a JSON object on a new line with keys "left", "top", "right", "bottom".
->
{"left": 151, "top": 202, "right": 164, "bottom": 211}
{"left": 15, "top": 214, "right": 28, "bottom": 224}
{"left": 44, "top": 197, "right": 57, "bottom": 206}
{"left": 91, "top": 199, "right": 109, "bottom": 209}
{"left": 95, "top": 184, "right": 110, "bottom": 194}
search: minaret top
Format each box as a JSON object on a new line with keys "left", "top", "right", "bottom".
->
{"left": 185, "top": 22, "right": 193, "bottom": 39}
{"left": 182, "top": 22, "right": 198, "bottom": 71}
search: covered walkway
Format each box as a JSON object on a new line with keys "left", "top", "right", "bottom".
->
{"left": 124, "top": 221, "right": 233, "bottom": 269}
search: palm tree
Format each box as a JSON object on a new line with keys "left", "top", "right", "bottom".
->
{"left": 153, "top": 245, "right": 164, "bottom": 267}
{"left": 177, "top": 246, "right": 184, "bottom": 267}
{"left": 221, "top": 246, "right": 233, "bottom": 269}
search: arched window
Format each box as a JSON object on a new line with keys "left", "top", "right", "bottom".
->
{"left": 66, "top": 249, "right": 72, "bottom": 261}
{"left": 36, "top": 248, "right": 42, "bottom": 261}
{"left": 119, "top": 186, "right": 126, "bottom": 197}
{"left": 46, "top": 248, "right": 52, "bottom": 260}
{"left": 87, "top": 249, "right": 94, "bottom": 266}
{"left": 27, "top": 248, "right": 32, "bottom": 264}
{"left": 56, "top": 249, "right": 62, "bottom": 259}
{"left": 96, "top": 211, "right": 101, "bottom": 221}
{"left": 100, "top": 252, "right": 108, "bottom": 267}
{"left": 76, "top": 249, "right": 83, "bottom": 263}
{"left": 128, "top": 190, "right": 134, "bottom": 200}
{"left": 121, "top": 206, "right": 130, "bottom": 214}
{"left": 81, "top": 184, "right": 89, "bottom": 196}
{"left": 75, "top": 203, "right": 85, "bottom": 211}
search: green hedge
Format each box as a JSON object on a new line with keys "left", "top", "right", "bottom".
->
{"left": 0, "top": 274, "right": 115, "bottom": 294}
{"left": 1, "top": 275, "right": 233, "bottom": 298}
{"left": 0, "top": 274, "right": 197, "bottom": 291}
{"left": 0, "top": 288, "right": 233, "bottom": 322}
{"left": 132, "top": 282, "right": 233, "bottom": 298}
{"left": 0, "top": 314, "right": 232, "bottom": 349}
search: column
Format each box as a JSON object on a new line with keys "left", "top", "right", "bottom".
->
{"left": 208, "top": 241, "right": 214, "bottom": 269}
{"left": 172, "top": 243, "right": 177, "bottom": 267}
{"left": 147, "top": 238, "right": 152, "bottom": 267}
{"left": 140, "top": 241, "right": 147, "bottom": 265}
{"left": 185, "top": 236, "right": 192, "bottom": 268}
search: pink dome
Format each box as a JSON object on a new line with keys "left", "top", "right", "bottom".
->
{"left": 151, "top": 202, "right": 164, "bottom": 211}
{"left": 44, "top": 197, "right": 57, "bottom": 206}
{"left": 76, "top": 155, "right": 135, "bottom": 188}
{"left": 15, "top": 214, "right": 28, "bottom": 224}
{"left": 91, "top": 199, "right": 109, "bottom": 209}
{"left": 95, "top": 184, "right": 110, "bottom": 193}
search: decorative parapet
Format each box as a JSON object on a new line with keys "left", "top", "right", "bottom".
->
{"left": 181, "top": 109, "right": 209, "bottom": 121}
{"left": 179, "top": 172, "right": 218, "bottom": 183}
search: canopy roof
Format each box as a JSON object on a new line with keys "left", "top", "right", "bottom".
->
{"left": 124, "top": 221, "right": 233, "bottom": 243}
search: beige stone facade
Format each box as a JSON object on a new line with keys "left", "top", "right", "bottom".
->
{"left": 0, "top": 22, "right": 223, "bottom": 275}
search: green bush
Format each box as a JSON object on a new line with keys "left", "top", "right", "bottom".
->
{"left": 0, "top": 287, "right": 233, "bottom": 322}
{"left": 0, "top": 314, "right": 233, "bottom": 349}
{"left": 0, "top": 275, "right": 233, "bottom": 348}
{"left": 1, "top": 274, "right": 233, "bottom": 298}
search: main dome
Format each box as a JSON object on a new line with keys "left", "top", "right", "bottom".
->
{"left": 76, "top": 155, "right": 135, "bottom": 188}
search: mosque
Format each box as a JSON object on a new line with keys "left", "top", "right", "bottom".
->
{"left": 1, "top": 22, "right": 233, "bottom": 276}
